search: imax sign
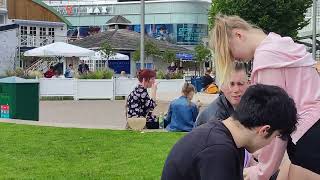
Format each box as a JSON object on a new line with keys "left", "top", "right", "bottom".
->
{"left": 53, "top": 6, "right": 114, "bottom": 16}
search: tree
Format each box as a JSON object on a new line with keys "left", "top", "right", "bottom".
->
{"left": 195, "top": 44, "right": 212, "bottom": 75}
{"left": 100, "top": 41, "right": 115, "bottom": 60}
{"left": 161, "top": 50, "right": 176, "bottom": 63}
{"left": 195, "top": 44, "right": 211, "bottom": 62}
{"left": 132, "top": 40, "right": 161, "bottom": 62}
{"left": 209, "top": 0, "right": 313, "bottom": 38}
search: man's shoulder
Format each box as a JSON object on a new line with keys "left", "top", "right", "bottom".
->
{"left": 201, "top": 95, "right": 227, "bottom": 115}
{"left": 209, "top": 94, "right": 226, "bottom": 106}
{"left": 194, "top": 121, "right": 235, "bottom": 145}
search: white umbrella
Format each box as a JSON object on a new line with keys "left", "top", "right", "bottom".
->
{"left": 108, "top": 53, "right": 129, "bottom": 60}
{"left": 80, "top": 51, "right": 130, "bottom": 72}
{"left": 81, "top": 51, "right": 129, "bottom": 61}
{"left": 24, "top": 42, "right": 95, "bottom": 57}
{"left": 24, "top": 42, "right": 95, "bottom": 74}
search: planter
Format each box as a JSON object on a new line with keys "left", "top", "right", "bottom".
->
{"left": 76, "top": 79, "right": 114, "bottom": 100}
{"left": 114, "top": 78, "right": 138, "bottom": 96}
{"left": 156, "top": 79, "right": 185, "bottom": 93}
{"left": 39, "top": 78, "right": 76, "bottom": 97}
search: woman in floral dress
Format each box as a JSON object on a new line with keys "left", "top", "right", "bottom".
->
{"left": 126, "top": 69, "right": 159, "bottom": 129}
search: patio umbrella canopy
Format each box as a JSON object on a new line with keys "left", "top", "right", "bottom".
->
{"left": 24, "top": 42, "right": 95, "bottom": 57}
{"left": 81, "top": 51, "right": 129, "bottom": 61}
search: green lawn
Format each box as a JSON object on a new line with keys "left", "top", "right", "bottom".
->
{"left": 0, "top": 123, "right": 184, "bottom": 179}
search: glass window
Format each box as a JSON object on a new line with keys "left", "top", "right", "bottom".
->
{"left": 48, "top": 27, "right": 55, "bottom": 43}
{"left": 95, "top": 60, "right": 106, "bottom": 71}
{"left": 0, "top": 15, "right": 4, "bottom": 24}
{"left": 40, "top": 27, "right": 47, "bottom": 46}
{"left": 30, "top": 27, "right": 36, "bottom": 36}
{"left": 176, "top": 24, "right": 208, "bottom": 45}
{"left": 20, "top": 26, "right": 28, "bottom": 46}
{"left": 29, "top": 26, "right": 37, "bottom": 46}
{"left": 20, "top": 26, "right": 27, "bottom": 35}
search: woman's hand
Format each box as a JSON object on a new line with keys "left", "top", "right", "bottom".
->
{"left": 196, "top": 100, "right": 202, "bottom": 109}
{"left": 151, "top": 82, "right": 158, "bottom": 91}
{"left": 151, "top": 82, "right": 159, "bottom": 100}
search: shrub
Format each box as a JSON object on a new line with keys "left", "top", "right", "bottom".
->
{"left": 156, "top": 70, "right": 184, "bottom": 79}
{"left": 79, "top": 69, "right": 114, "bottom": 79}
{"left": 4, "top": 68, "right": 41, "bottom": 79}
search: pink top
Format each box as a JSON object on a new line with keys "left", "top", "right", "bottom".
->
{"left": 246, "top": 32, "right": 320, "bottom": 180}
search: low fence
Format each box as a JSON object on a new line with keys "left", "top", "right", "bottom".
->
{"left": 39, "top": 78, "right": 186, "bottom": 100}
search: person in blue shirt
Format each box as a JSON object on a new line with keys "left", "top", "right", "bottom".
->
{"left": 165, "top": 83, "right": 200, "bottom": 132}
{"left": 64, "top": 64, "right": 74, "bottom": 78}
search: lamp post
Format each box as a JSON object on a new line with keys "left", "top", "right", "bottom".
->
{"left": 140, "top": 0, "right": 145, "bottom": 69}
{"left": 312, "top": 0, "right": 317, "bottom": 60}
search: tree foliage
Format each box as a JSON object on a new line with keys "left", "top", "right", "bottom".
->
{"left": 161, "top": 50, "right": 177, "bottom": 63}
{"left": 209, "top": 0, "right": 313, "bottom": 38}
{"left": 100, "top": 41, "right": 115, "bottom": 59}
{"left": 132, "top": 40, "right": 161, "bottom": 61}
{"left": 195, "top": 44, "right": 211, "bottom": 62}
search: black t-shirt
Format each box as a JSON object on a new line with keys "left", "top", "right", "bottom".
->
{"left": 162, "top": 120, "right": 244, "bottom": 180}
{"left": 202, "top": 74, "right": 214, "bottom": 89}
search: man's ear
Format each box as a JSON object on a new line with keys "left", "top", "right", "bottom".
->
{"left": 257, "top": 125, "right": 271, "bottom": 137}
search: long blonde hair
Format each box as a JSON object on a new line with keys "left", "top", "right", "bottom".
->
{"left": 210, "top": 14, "right": 254, "bottom": 86}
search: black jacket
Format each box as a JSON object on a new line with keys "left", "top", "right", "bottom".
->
{"left": 195, "top": 94, "right": 234, "bottom": 127}
{"left": 202, "top": 74, "right": 214, "bottom": 89}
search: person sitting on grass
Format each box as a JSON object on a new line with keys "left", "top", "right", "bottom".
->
{"left": 201, "top": 68, "right": 219, "bottom": 94}
{"left": 164, "top": 83, "right": 200, "bottom": 132}
{"left": 161, "top": 84, "right": 298, "bottom": 180}
{"left": 126, "top": 69, "right": 159, "bottom": 129}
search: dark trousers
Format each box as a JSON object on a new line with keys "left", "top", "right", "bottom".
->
{"left": 146, "top": 121, "right": 159, "bottom": 129}
{"left": 287, "top": 119, "right": 320, "bottom": 174}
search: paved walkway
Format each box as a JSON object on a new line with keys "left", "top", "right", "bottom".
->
{"left": 0, "top": 93, "right": 218, "bottom": 130}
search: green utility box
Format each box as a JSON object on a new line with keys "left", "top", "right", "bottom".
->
{"left": 0, "top": 76, "right": 39, "bottom": 121}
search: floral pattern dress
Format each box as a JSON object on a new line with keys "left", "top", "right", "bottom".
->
{"left": 127, "top": 85, "right": 157, "bottom": 122}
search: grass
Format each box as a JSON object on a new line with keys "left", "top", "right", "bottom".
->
{"left": 0, "top": 123, "right": 184, "bottom": 179}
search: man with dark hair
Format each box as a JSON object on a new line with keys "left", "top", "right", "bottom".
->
{"left": 78, "top": 60, "right": 89, "bottom": 74}
{"left": 201, "top": 68, "right": 214, "bottom": 90}
{"left": 161, "top": 84, "right": 298, "bottom": 180}
{"left": 195, "top": 62, "right": 249, "bottom": 126}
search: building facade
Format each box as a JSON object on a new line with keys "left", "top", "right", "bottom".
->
{"left": 0, "top": 0, "right": 8, "bottom": 24}
{"left": 0, "top": 0, "right": 70, "bottom": 74}
{"left": 8, "top": 0, "right": 69, "bottom": 52}
{"left": 43, "top": 0, "right": 210, "bottom": 49}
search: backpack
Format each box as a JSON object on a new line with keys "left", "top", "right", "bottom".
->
{"left": 205, "top": 84, "right": 219, "bottom": 94}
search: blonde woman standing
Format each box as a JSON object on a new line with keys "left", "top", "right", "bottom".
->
{"left": 212, "top": 14, "right": 320, "bottom": 180}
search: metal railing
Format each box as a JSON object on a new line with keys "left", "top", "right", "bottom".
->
{"left": 19, "top": 34, "right": 67, "bottom": 47}
{"left": 25, "top": 59, "right": 57, "bottom": 74}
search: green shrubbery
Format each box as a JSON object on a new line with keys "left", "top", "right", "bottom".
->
{"left": 78, "top": 69, "right": 114, "bottom": 79}
{"left": 4, "top": 68, "right": 43, "bottom": 79}
{"left": 156, "top": 70, "right": 184, "bottom": 79}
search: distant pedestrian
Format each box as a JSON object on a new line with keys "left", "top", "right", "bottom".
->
{"left": 64, "top": 64, "right": 74, "bottom": 78}
{"left": 78, "top": 60, "right": 89, "bottom": 74}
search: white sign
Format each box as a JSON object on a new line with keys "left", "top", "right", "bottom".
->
{"left": 53, "top": 6, "right": 113, "bottom": 16}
